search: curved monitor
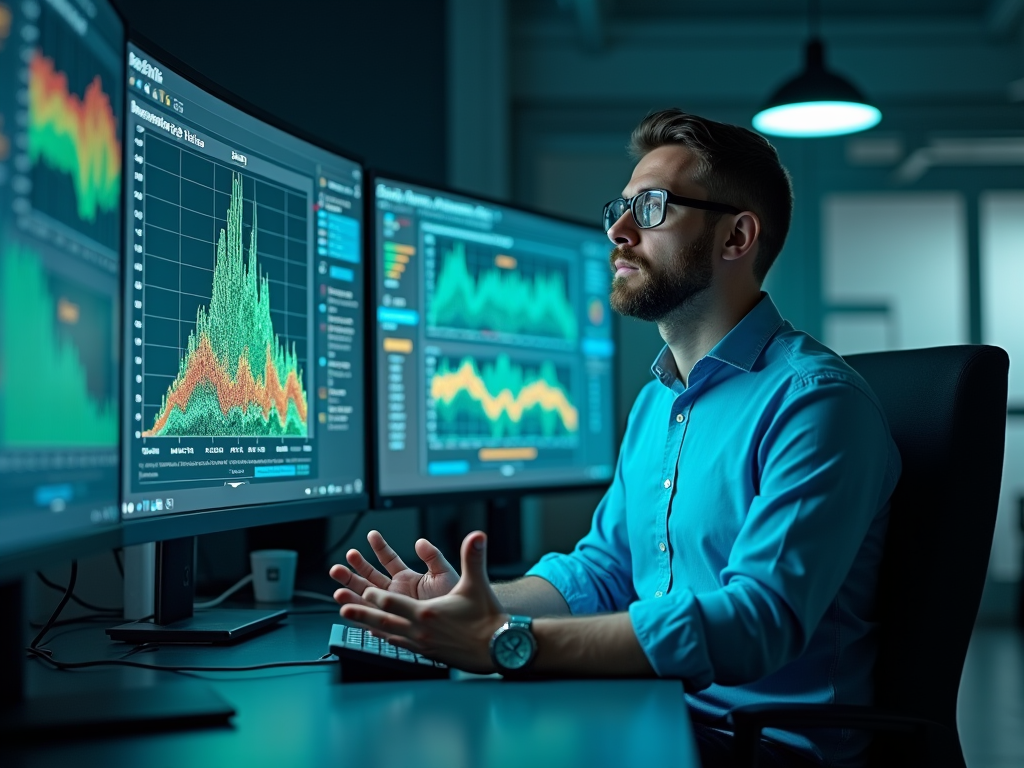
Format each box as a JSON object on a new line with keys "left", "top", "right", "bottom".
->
{"left": 0, "top": 0, "right": 124, "bottom": 571}
{"left": 371, "top": 175, "right": 617, "bottom": 505}
{"left": 120, "top": 39, "right": 367, "bottom": 540}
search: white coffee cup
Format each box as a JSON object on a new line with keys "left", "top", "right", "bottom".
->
{"left": 250, "top": 549, "right": 298, "bottom": 603}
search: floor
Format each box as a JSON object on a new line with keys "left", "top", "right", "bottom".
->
{"left": 958, "top": 624, "right": 1024, "bottom": 768}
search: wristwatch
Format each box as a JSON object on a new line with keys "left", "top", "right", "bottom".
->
{"left": 489, "top": 615, "right": 537, "bottom": 675}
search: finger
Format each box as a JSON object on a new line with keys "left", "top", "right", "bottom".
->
{"left": 415, "top": 538, "right": 454, "bottom": 576}
{"left": 339, "top": 603, "right": 415, "bottom": 637}
{"left": 362, "top": 587, "right": 422, "bottom": 621}
{"left": 333, "top": 588, "right": 374, "bottom": 608}
{"left": 329, "top": 564, "right": 377, "bottom": 596}
{"left": 367, "top": 530, "right": 410, "bottom": 577}
{"left": 345, "top": 548, "right": 392, "bottom": 589}
{"left": 457, "top": 531, "right": 488, "bottom": 590}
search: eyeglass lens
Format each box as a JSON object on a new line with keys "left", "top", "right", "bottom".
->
{"left": 604, "top": 191, "right": 670, "bottom": 232}
{"left": 603, "top": 199, "right": 628, "bottom": 231}
{"left": 634, "top": 190, "right": 666, "bottom": 229}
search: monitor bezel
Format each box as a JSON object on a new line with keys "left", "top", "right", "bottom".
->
{"left": 366, "top": 168, "right": 619, "bottom": 509}
{"left": 120, "top": 31, "right": 371, "bottom": 541}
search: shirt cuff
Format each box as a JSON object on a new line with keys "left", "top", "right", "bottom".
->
{"left": 525, "top": 553, "right": 604, "bottom": 615}
{"left": 628, "top": 591, "right": 715, "bottom": 691}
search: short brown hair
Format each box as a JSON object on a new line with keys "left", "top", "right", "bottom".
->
{"left": 629, "top": 109, "right": 793, "bottom": 284}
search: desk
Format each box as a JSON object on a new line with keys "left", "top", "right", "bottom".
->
{"left": 8, "top": 610, "right": 699, "bottom": 768}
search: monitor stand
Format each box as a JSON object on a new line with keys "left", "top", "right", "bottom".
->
{"left": 486, "top": 496, "right": 533, "bottom": 580}
{"left": 0, "top": 578, "right": 235, "bottom": 741}
{"left": 106, "top": 536, "right": 286, "bottom": 644}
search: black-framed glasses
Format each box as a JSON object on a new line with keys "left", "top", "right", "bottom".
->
{"left": 602, "top": 189, "right": 741, "bottom": 232}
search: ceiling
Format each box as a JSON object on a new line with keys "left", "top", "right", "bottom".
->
{"left": 524, "top": 0, "right": 1017, "bottom": 23}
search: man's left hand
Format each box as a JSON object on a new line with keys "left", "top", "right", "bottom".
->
{"left": 337, "top": 530, "right": 506, "bottom": 674}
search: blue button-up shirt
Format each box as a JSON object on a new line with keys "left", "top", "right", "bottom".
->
{"left": 528, "top": 294, "right": 901, "bottom": 767}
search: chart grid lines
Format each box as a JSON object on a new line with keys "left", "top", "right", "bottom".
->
{"left": 139, "top": 131, "right": 310, "bottom": 430}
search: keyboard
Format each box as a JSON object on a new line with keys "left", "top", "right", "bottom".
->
{"left": 329, "top": 624, "right": 450, "bottom": 683}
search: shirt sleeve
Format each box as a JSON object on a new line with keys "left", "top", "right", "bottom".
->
{"left": 526, "top": 437, "right": 638, "bottom": 614}
{"left": 628, "top": 377, "right": 900, "bottom": 689}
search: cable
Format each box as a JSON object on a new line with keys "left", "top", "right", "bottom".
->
{"left": 113, "top": 548, "right": 124, "bottom": 578}
{"left": 193, "top": 574, "right": 253, "bottom": 610}
{"left": 29, "top": 613, "right": 121, "bottom": 630}
{"left": 26, "top": 647, "right": 337, "bottom": 673}
{"left": 26, "top": 570, "right": 336, "bottom": 674}
{"left": 321, "top": 509, "right": 368, "bottom": 567}
{"left": 36, "top": 570, "right": 120, "bottom": 614}
{"left": 31, "top": 561, "right": 79, "bottom": 650}
{"left": 194, "top": 577, "right": 340, "bottom": 610}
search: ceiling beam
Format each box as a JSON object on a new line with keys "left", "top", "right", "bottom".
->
{"left": 985, "top": 0, "right": 1024, "bottom": 37}
{"left": 517, "top": 16, "right": 994, "bottom": 46}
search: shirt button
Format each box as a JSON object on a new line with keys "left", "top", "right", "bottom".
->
{"left": 676, "top": 413, "right": 684, "bottom": 423}
{"left": 655, "top": 591, "right": 663, "bottom": 598}
{"left": 659, "top": 542, "right": 666, "bottom": 552}
{"left": 663, "top": 479, "right": 672, "bottom": 489}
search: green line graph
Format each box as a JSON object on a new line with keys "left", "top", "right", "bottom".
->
{"left": 427, "top": 241, "right": 578, "bottom": 342}
{"left": 0, "top": 241, "right": 118, "bottom": 447}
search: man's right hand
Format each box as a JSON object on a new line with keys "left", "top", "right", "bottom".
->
{"left": 329, "top": 530, "right": 459, "bottom": 606}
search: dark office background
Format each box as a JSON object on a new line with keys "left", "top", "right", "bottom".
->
{"left": 45, "top": 4, "right": 1022, "bottom": 764}
{"left": 112, "top": 0, "right": 449, "bottom": 185}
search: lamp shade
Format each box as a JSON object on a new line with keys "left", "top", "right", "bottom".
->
{"left": 753, "top": 39, "right": 881, "bottom": 138}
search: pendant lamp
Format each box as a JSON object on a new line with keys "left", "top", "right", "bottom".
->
{"left": 752, "top": 3, "right": 881, "bottom": 138}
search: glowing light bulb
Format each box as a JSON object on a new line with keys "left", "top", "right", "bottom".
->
{"left": 753, "top": 101, "right": 882, "bottom": 138}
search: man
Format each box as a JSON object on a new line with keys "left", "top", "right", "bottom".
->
{"left": 330, "top": 109, "right": 901, "bottom": 768}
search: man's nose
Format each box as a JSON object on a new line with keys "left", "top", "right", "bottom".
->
{"left": 607, "top": 212, "right": 638, "bottom": 247}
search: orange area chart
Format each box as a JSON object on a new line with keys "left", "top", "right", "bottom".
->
{"left": 27, "top": 50, "right": 121, "bottom": 222}
{"left": 430, "top": 355, "right": 579, "bottom": 438}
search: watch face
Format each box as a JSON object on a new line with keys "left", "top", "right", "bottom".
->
{"left": 495, "top": 628, "right": 534, "bottom": 670}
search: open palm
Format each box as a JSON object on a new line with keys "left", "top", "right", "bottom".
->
{"left": 330, "top": 530, "right": 458, "bottom": 605}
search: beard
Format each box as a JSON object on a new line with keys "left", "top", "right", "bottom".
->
{"left": 609, "top": 221, "right": 717, "bottom": 322}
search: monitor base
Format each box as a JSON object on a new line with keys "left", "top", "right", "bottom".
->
{"left": 106, "top": 607, "right": 286, "bottom": 644}
{"left": 0, "top": 680, "right": 234, "bottom": 742}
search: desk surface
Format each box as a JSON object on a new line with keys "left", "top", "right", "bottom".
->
{"left": 10, "top": 609, "right": 699, "bottom": 768}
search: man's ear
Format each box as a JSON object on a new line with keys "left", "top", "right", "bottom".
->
{"left": 721, "top": 212, "right": 760, "bottom": 263}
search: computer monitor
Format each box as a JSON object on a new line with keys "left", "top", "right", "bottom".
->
{"left": 110, "top": 38, "right": 367, "bottom": 640}
{"left": 371, "top": 175, "right": 617, "bottom": 505}
{"left": 0, "top": 0, "right": 123, "bottom": 578}
{"left": 0, "top": 0, "right": 125, "bottom": 724}
{"left": 120, "top": 39, "right": 368, "bottom": 544}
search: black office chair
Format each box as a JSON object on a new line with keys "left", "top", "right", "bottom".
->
{"left": 728, "top": 345, "right": 1010, "bottom": 768}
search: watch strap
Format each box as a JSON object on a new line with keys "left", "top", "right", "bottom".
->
{"left": 506, "top": 615, "right": 532, "bottom": 631}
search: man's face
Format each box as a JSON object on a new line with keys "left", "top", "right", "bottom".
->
{"left": 606, "top": 145, "right": 721, "bottom": 322}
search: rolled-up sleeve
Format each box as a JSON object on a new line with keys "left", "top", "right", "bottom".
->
{"left": 628, "top": 379, "right": 899, "bottom": 688}
{"left": 526, "top": 446, "right": 637, "bottom": 615}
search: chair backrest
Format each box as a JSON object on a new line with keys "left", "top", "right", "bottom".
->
{"left": 843, "top": 345, "right": 1009, "bottom": 763}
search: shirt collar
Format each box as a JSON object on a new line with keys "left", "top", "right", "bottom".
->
{"left": 649, "top": 293, "right": 786, "bottom": 389}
